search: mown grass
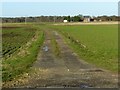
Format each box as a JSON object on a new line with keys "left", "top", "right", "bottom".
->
{"left": 2, "top": 24, "right": 44, "bottom": 82}
{"left": 50, "top": 24, "right": 118, "bottom": 72}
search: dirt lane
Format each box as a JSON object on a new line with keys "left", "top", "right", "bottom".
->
{"left": 53, "top": 31, "right": 95, "bottom": 71}
{"left": 3, "top": 30, "right": 118, "bottom": 88}
{"left": 52, "top": 31, "right": 118, "bottom": 88}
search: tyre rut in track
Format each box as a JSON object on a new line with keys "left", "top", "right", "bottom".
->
{"left": 53, "top": 31, "right": 94, "bottom": 72}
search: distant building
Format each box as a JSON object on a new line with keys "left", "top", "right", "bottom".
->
{"left": 83, "top": 16, "right": 91, "bottom": 22}
{"left": 63, "top": 20, "right": 68, "bottom": 23}
{"left": 94, "top": 20, "right": 97, "bottom": 22}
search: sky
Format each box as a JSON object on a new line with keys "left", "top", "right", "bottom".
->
{"left": 1, "top": 1, "right": 119, "bottom": 17}
{"left": 1, "top": 0, "right": 119, "bottom": 2}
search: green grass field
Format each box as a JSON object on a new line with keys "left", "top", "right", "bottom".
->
{"left": 51, "top": 24, "right": 118, "bottom": 72}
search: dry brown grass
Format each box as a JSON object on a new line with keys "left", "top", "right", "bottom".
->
{"left": 53, "top": 21, "right": 118, "bottom": 26}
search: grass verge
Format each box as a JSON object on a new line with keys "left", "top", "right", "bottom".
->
{"left": 60, "top": 31, "right": 118, "bottom": 72}
{"left": 51, "top": 31, "right": 61, "bottom": 57}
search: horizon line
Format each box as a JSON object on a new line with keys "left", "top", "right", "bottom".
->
{"left": 1, "top": 14, "right": 118, "bottom": 18}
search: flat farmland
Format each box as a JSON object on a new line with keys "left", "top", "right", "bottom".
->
{"left": 2, "top": 26, "right": 36, "bottom": 58}
{"left": 2, "top": 23, "right": 118, "bottom": 88}
{"left": 51, "top": 24, "right": 118, "bottom": 71}
{"left": 2, "top": 24, "right": 44, "bottom": 82}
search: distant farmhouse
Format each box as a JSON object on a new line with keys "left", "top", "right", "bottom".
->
{"left": 83, "top": 16, "right": 95, "bottom": 22}
{"left": 83, "top": 16, "right": 90, "bottom": 22}
{"left": 63, "top": 16, "right": 96, "bottom": 23}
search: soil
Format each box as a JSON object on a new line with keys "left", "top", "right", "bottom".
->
{"left": 2, "top": 27, "right": 21, "bottom": 29}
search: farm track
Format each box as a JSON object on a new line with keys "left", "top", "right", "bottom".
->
{"left": 3, "top": 29, "right": 118, "bottom": 88}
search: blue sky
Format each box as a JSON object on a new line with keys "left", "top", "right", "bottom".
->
{"left": 2, "top": 2, "right": 118, "bottom": 17}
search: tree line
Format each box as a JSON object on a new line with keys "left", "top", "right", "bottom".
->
{"left": 1, "top": 15, "right": 119, "bottom": 23}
